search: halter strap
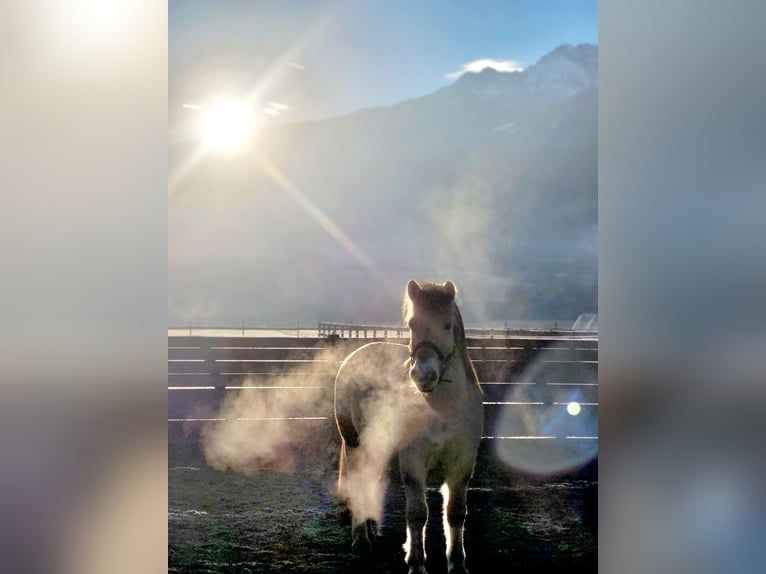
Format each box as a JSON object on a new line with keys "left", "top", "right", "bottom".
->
{"left": 410, "top": 340, "right": 457, "bottom": 383}
{"left": 410, "top": 340, "right": 446, "bottom": 361}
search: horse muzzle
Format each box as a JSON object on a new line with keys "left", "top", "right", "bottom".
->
{"left": 409, "top": 360, "right": 440, "bottom": 393}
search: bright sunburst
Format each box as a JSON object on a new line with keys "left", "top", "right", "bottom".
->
{"left": 202, "top": 99, "right": 254, "bottom": 150}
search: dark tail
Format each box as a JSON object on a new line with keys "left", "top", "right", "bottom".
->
{"left": 336, "top": 412, "right": 360, "bottom": 448}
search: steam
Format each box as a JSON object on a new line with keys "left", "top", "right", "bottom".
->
{"left": 337, "top": 416, "right": 400, "bottom": 523}
{"left": 201, "top": 382, "right": 331, "bottom": 473}
{"left": 426, "top": 159, "right": 513, "bottom": 325}
{"left": 201, "top": 344, "right": 348, "bottom": 474}
{"left": 199, "top": 339, "right": 428, "bottom": 531}
{"left": 334, "top": 342, "right": 434, "bottom": 523}
{"left": 199, "top": 339, "right": 420, "bottom": 512}
{"left": 337, "top": 382, "right": 421, "bottom": 522}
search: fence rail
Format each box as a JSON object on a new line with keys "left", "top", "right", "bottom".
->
{"left": 169, "top": 332, "right": 598, "bottom": 462}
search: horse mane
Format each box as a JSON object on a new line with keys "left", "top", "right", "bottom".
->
{"left": 403, "top": 282, "right": 482, "bottom": 393}
{"left": 453, "top": 304, "right": 482, "bottom": 392}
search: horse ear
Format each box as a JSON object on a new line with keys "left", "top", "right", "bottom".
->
{"left": 407, "top": 280, "right": 421, "bottom": 300}
{"left": 443, "top": 281, "right": 457, "bottom": 299}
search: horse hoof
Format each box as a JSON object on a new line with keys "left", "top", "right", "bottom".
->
{"left": 407, "top": 565, "right": 428, "bottom": 574}
{"left": 351, "top": 531, "right": 371, "bottom": 555}
{"left": 351, "top": 537, "right": 371, "bottom": 555}
{"left": 351, "top": 520, "right": 376, "bottom": 555}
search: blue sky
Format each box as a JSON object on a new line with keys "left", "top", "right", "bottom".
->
{"left": 169, "top": 0, "right": 597, "bottom": 125}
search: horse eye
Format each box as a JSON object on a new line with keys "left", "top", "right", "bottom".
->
{"left": 444, "top": 322, "right": 452, "bottom": 330}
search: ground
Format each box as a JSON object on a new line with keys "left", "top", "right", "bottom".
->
{"left": 169, "top": 439, "right": 597, "bottom": 573}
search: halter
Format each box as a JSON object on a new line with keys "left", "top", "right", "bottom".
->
{"left": 409, "top": 340, "right": 457, "bottom": 383}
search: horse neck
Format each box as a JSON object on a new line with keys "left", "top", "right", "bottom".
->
{"left": 428, "top": 349, "right": 478, "bottom": 412}
{"left": 452, "top": 306, "right": 481, "bottom": 390}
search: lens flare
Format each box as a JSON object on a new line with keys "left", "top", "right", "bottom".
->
{"left": 494, "top": 340, "right": 598, "bottom": 475}
{"left": 567, "top": 401, "right": 582, "bottom": 416}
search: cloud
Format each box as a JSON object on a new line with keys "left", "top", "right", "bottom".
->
{"left": 263, "top": 101, "right": 290, "bottom": 117}
{"left": 181, "top": 103, "right": 203, "bottom": 110}
{"left": 445, "top": 58, "right": 524, "bottom": 80}
{"left": 263, "top": 102, "right": 290, "bottom": 116}
{"left": 288, "top": 61, "right": 306, "bottom": 70}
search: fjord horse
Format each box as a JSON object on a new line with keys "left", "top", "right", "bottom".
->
{"left": 334, "top": 280, "right": 484, "bottom": 574}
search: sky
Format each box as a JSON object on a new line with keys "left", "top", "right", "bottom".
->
{"left": 169, "top": 0, "right": 597, "bottom": 133}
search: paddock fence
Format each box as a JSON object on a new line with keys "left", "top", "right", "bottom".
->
{"left": 168, "top": 327, "right": 598, "bottom": 475}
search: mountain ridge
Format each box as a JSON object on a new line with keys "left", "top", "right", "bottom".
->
{"left": 169, "top": 43, "right": 598, "bottom": 325}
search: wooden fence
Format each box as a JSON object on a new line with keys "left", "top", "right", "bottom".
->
{"left": 169, "top": 332, "right": 598, "bottom": 461}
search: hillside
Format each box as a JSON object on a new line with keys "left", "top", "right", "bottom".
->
{"left": 169, "top": 44, "right": 597, "bottom": 325}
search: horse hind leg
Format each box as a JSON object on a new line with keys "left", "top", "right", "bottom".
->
{"left": 335, "top": 440, "right": 352, "bottom": 525}
{"left": 338, "top": 440, "right": 383, "bottom": 554}
{"left": 336, "top": 412, "right": 360, "bottom": 522}
{"left": 351, "top": 517, "right": 378, "bottom": 555}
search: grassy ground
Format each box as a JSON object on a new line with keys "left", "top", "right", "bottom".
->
{"left": 169, "top": 439, "right": 596, "bottom": 573}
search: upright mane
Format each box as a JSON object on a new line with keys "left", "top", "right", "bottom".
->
{"left": 453, "top": 304, "right": 481, "bottom": 390}
{"left": 403, "top": 282, "right": 482, "bottom": 391}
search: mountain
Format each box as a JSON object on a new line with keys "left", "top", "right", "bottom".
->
{"left": 169, "top": 44, "right": 597, "bottom": 326}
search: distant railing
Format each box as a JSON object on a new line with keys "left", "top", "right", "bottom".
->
{"left": 317, "top": 321, "right": 598, "bottom": 340}
{"left": 167, "top": 321, "right": 597, "bottom": 339}
{"left": 317, "top": 322, "right": 406, "bottom": 339}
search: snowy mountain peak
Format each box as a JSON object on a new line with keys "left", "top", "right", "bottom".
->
{"left": 453, "top": 66, "right": 524, "bottom": 99}
{"left": 453, "top": 43, "right": 597, "bottom": 100}
{"left": 526, "top": 43, "right": 597, "bottom": 96}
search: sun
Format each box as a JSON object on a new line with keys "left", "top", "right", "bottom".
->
{"left": 202, "top": 99, "right": 254, "bottom": 151}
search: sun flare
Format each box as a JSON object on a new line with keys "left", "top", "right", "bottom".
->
{"left": 202, "top": 99, "right": 254, "bottom": 150}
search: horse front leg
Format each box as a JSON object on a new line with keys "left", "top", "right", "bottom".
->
{"left": 442, "top": 476, "right": 470, "bottom": 574}
{"left": 401, "top": 471, "right": 429, "bottom": 574}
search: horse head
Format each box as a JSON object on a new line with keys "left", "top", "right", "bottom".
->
{"left": 403, "top": 279, "right": 460, "bottom": 393}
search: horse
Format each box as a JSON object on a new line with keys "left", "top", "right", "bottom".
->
{"left": 334, "top": 280, "right": 484, "bottom": 574}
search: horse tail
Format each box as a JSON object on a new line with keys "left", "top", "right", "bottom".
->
{"left": 336, "top": 412, "right": 360, "bottom": 448}
{"left": 335, "top": 359, "right": 360, "bottom": 448}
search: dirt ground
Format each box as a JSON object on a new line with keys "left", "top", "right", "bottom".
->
{"left": 169, "top": 438, "right": 597, "bottom": 573}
